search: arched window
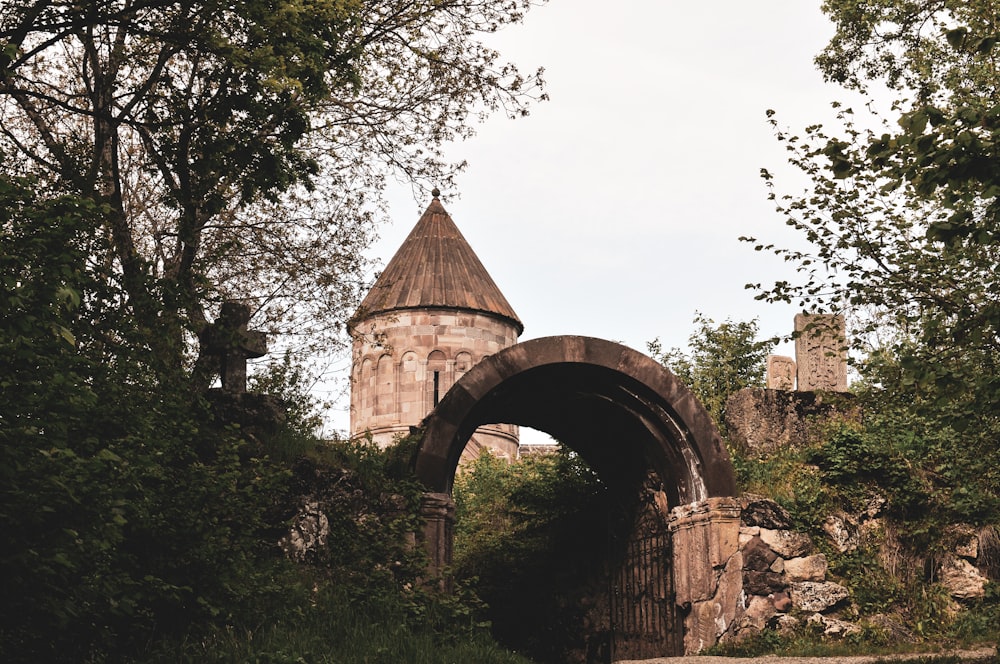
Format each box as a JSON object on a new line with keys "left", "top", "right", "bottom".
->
{"left": 455, "top": 351, "right": 474, "bottom": 375}
{"left": 427, "top": 350, "right": 447, "bottom": 408}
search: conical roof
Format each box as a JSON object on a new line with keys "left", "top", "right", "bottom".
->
{"left": 355, "top": 191, "right": 523, "bottom": 333}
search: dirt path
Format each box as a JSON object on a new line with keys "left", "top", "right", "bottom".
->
{"left": 614, "top": 645, "right": 998, "bottom": 664}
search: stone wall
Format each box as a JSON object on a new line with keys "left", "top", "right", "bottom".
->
{"left": 663, "top": 495, "right": 854, "bottom": 652}
{"left": 350, "top": 308, "right": 520, "bottom": 460}
{"left": 731, "top": 495, "right": 855, "bottom": 641}
{"left": 725, "top": 388, "right": 859, "bottom": 457}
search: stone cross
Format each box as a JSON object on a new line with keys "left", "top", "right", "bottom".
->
{"left": 766, "top": 355, "right": 796, "bottom": 390}
{"left": 794, "top": 313, "right": 848, "bottom": 392}
{"left": 203, "top": 301, "right": 267, "bottom": 393}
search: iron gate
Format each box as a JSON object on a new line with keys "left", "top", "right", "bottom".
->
{"left": 609, "top": 496, "right": 682, "bottom": 659}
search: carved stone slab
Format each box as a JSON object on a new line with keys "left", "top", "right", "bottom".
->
{"left": 766, "top": 355, "right": 796, "bottom": 390}
{"left": 794, "top": 314, "right": 847, "bottom": 392}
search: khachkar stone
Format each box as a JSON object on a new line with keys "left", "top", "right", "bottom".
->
{"left": 202, "top": 301, "right": 267, "bottom": 393}
{"left": 794, "top": 313, "right": 847, "bottom": 392}
{"left": 766, "top": 355, "right": 796, "bottom": 390}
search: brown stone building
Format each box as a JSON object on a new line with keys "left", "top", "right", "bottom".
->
{"left": 348, "top": 190, "right": 522, "bottom": 461}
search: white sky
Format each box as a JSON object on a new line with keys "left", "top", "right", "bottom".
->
{"left": 318, "top": 0, "right": 872, "bottom": 438}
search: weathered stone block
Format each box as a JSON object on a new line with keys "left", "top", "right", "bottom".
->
{"left": 794, "top": 313, "right": 848, "bottom": 391}
{"left": 774, "top": 613, "right": 800, "bottom": 631}
{"left": 725, "top": 388, "right": 859, "bottom": 457}
{"left": 949, "top": 524, "right": 980, "bottom": 560}
{"left": 771, "top": 591, "right": 792, "bottom": 612}
{"left": 670, "top": 498, "right": 742, "bottom": 606}
{"left": 738, "top": 595, "right": 777, "bottom": 633}
{"left": 740, "top": 493, "right": 794, "bottom": 529}
{"left": 743, "top": 535, "right": 778, "bottom": 571}
{"left": 767, "top": 355, "right": 796, "bottom": 390}
{"left": 760, "top": 528, "right": 814, "bottom": 558}
{"left": 807, "top": 612, "right": 862, "bottom": 637}
{"left": 823, "top": 513, "right": 859, "bottom": 553}
{"left": 784, "top": 554, "right": 828, "bottom": 582}
{"left": 790, "top": 581, "right": 849, "bottom": 612}
{"left": 939, "top": 554, "right": 987, "bottom": 600}
{"left": 739, "top": 525, "right": 760, "bottom": 546}
{"left": 280, "top": 500, "right": 330, "bottom": 562}
{"left": 744, "top": 570, "right": 788, "bottom": 595}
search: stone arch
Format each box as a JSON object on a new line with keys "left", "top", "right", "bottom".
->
{"left": 415, "top": 336, "right": 735, "bottom": 501}
{"left": 414, "top": 335, "right": 741, "bottom": 656}
{"left": 454, "top": 350, "right": 474, "bottom": 375}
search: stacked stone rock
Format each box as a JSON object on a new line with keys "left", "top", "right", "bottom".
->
{"left": 733, "top": 495, "right": 856, "bottom": 640}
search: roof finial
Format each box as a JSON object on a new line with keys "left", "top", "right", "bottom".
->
{"left": 431, "top": 187, "right": 441, "bottom": 199}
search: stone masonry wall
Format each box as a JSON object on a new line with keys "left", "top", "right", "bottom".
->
{"left": 350, "top": 308, "right": 520, "bottom": 461}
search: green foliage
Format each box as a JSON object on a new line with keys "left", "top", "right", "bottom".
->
{"left": 0, "top": 194, "right": 506, "bottom": 660}
{"left": 453, "top": 448, "right": 615, "bottom": 663}
{"left": 0, "top": 173, "right": 290, "bottom": 661}
{"left": 0, "top": 0, "right": 547, "bottom": 365}
{"left": 648, "top": 313, "right": 775, "bottom": 432}
{"left": 746, "top": 8, "right": 1000, "bottom": 622}
{"left": 141, "top": 581, "right": 534, "bottom": 664}
{"left": 751, "top": 1, "right": 1000, "bottom": 441}
{"left": 249, "top": 352, "right": 327, "bottom": 438}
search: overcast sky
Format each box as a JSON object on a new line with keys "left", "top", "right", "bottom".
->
{"left": 320, "top": 1, "right": 870, "bottom": 437}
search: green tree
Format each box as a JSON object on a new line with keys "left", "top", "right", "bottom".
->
{"left": 745, "top": 2, "right": 1000, "bottom": 521}
{"left": 0, "top": 171, "right": 283, "bottom": 659}
{"left": 453, "top": 448, "right": 613, "bottom": 663}
{"left": 0, "top": 0, "right": 546, "bottom": 371}
{"left": 647, "top": 314, "right": 774, "bottom": 432}
{"left": 749, "top": 1, "right": 1000, "bottom": 424}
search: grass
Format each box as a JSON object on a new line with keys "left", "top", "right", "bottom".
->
{"left": 135, "top": 584, "right": 536, "bottom": 664}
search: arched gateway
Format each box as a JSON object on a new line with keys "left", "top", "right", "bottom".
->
{"left": 414, "top": 335, "right": 744, "bottom": 656}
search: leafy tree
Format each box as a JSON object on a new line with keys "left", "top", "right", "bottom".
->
{"left": 1, "top": 166, "right": 380, "bottom": 664}
{"left": 0, "top": 0, "right": 546, "bottom": 371}
{"left": 745, "top": 2, "right": 1000, "bottom": 525}
{"left": 453, "top": 448, "right": 615, "bottom": 663}
{"left": 748, "top": 2, "right": 1000, "bottom": 428}
{"left": 647, "top": 313, "right": 774, "bottom": 432}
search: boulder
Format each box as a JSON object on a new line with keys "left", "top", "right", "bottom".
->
{"left": 740, "top": 494, "right": 794, "bottom": 529}
{"left": 822, "top": 513, "right": 858, "bottom": 553}
{"left": 939, "top": 554, "right": 987, "bottom": 600}
{"left": 807, "top": 612, "right": 861, "bottom": 637}
{"left": 948, "top": 524, "right": 980, "bottom": 560}
{"left": 724, "top": 388, "right": 859, "bottom": 457}
{"left": 743, "top": 536, "right": 778, "bottom": 571}
{"left": 760, "top": 528, "right": 814, "bottom": 558}
{"left": 744, "top": 570, "right": 787, "bottom": 595}
{"left": 770, "top": 591, "right": 792, "bottom": 612}
{"left": 784, "top": 553, "right": 828, "bottom": 582}
{"left": 790, "top": 581, "right": 849, "bottom": 612}
{"left": 773, "top": 614, "right": 800, "bottom": 632}
{"left": 739, "top": 525, "right": 760, "bottom": 546}
{"left": 864, "top": 493, "right": 887, "bottom": 518}
{"left": 280, "top": 500, "right": 330, "bottom": 562}
{"left": 739, "top": 595, "right": 776, "bottom": 632}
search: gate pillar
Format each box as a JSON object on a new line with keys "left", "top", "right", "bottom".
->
{"left": 420, "top": 492, "right": 456, "bottom": 576}
{"left": 668, "top": 497, "right": 743, "bottom": 654}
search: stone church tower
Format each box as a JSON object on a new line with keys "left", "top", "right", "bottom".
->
{"left": 349, "top": 190, "right": 522, "bottom": 461}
